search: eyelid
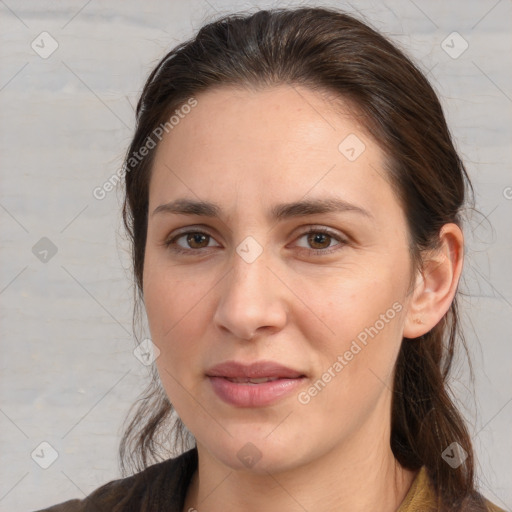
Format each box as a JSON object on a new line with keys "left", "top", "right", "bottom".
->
{"left": 164, "top": 227, "right": 221, "bottom": 250}
{"left": 291, "top": 226, "right": 347, "bottom": 252}
{"left": 163, "top": 224, "right": 349, "bottom": 255}
{"left": 295, "top": 225, "right": 347, "bottom": 241}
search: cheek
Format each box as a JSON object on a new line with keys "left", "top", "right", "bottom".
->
{"left": 300, "top": 295, "right": 405, "bottom": 438}
{"left": 142, "top": 258, "right": 213, "bottom": 393}
{"left": 298, "top": 259, "right": 407, "bottom": 346}
{"left": 143, "top": 253, "right": 209, "bottom": 341}
{"left": 143, "top": 273, "right": 205, "bottom": 418}
{"left": 300, "top": 264, "right": 407, "bottom": 395}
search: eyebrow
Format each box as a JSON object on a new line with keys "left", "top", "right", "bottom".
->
{"left": 151, "top": 197, "right": 373, "bottom": 221}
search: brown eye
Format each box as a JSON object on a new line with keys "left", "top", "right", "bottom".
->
{"left": 307, "top": 232, "right": 332, "bottom": 250}
{"left": 294, "top": 227, "right": 347, "bottom": 255}
{"left": 165, "top": 230, "right": 221, "bottom": 254}
{"left": 186, "top": 232, "right": 210, "bottom": 249}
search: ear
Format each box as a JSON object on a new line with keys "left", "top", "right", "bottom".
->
{"left": 403, "top": 223, "right": 464, "bottom": 339}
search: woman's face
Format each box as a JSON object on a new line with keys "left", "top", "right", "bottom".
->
{"left": 143, "top": 85, "right": 415, "bottom": 472}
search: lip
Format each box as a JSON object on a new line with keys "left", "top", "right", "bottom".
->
{"left": 206, "top": 360, "right": 306, "bottom": 407}
{"left": 206, "top": 360, "right": 304, "bottom": 379}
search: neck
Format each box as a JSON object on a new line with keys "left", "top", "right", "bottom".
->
{"left": 182, "top": 400, "right": 417, "bottom": 512}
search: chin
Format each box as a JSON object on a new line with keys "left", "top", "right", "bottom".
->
{"left": 199, "top": 429, "right": 310, "bottom": 474}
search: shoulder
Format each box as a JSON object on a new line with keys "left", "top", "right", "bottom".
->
{"left": 398, "top": 467, "right": 506, "bottom": 512}
{"left": 483, "top": 498, "right": 507, "bottom": 512}
{"left": 398, "top": 466, "right": 437, "bottom": 512}
{"left": 34, "top": 448, "right": 198, "bottom": 512}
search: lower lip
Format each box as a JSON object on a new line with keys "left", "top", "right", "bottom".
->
{"left": 208, "top": 376, "right": 306, "bottom": 407}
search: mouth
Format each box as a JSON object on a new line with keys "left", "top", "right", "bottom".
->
{"left": 206, "top": 359, "right": 305, "bottom": 379}
{"left": 222, "top": 376, "right": 285, "bottom": 384}
{"left": 206, "top": 360, "right": 307, "bottom": 407}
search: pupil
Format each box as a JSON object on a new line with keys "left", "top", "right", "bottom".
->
{"left": 188, "top": 233, "right": 207, "bottom": 248}
{"left": 310, "top": 233, "right": 329, "bottom": 249}
{"left": 185, "top": 232, "right": 331, "bottom": 250}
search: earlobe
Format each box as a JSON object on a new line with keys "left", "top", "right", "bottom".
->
{"left": 403, "top": 223, "right": 464, "bottom": 339}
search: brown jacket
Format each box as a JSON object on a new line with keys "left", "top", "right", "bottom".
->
{"left": 35, "top": 448, "right": 505, "bottom": 512}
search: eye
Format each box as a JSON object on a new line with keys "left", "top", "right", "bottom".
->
{"left": 164, "top": 230, "right": 220, "bottom": 254}
{"left": 294, "top": 227, "right": 346, "bottom": 255}
{"left": 163, "top": 226, "right": 347, "bottom": 256}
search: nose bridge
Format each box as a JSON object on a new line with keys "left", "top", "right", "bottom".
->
{"left": 214, "top": 234, "right": 288, "bottom": 339}
{"left": 232, "top": 234, "right": 270, "bottom": 292}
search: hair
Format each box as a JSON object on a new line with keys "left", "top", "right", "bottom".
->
{"left": 118, "top": 6, "right": 486, "bottom": 511}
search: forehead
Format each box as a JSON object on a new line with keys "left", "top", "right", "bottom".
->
{"left": 149, "top": 84, "right": 398, "bottom": 223}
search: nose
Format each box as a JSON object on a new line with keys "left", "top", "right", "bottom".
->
{"left": 213, "top": 245, "right": 288, "bottom": 341}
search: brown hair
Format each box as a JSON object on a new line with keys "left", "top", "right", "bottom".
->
{"left": 119, "top": 7, "right": 485, "bottom": 510}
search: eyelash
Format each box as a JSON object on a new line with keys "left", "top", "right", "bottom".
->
{"left": 163, "top": 226, "right": 347, "bottom": 256}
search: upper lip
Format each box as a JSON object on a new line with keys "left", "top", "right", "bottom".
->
{"left": 206, "top": 360, "right": 305, "bottom": 379}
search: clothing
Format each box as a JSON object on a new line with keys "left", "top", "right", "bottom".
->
{"left": 395, "top": 465, "right": 504, "bottom": 512}
{"left": 35, "top": 447, "right": 504, "bottom": 512}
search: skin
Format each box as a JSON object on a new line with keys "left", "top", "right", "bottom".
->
{"left": 142, "top": 84, "right": 464, "bottom": 512}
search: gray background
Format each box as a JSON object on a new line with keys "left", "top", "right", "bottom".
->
{"left": 0, "top": 1, "right": 510, "bottom": 510}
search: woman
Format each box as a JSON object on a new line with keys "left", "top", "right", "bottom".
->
{"left": 37, "top": 6, "right": 504, "bottom": 512}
